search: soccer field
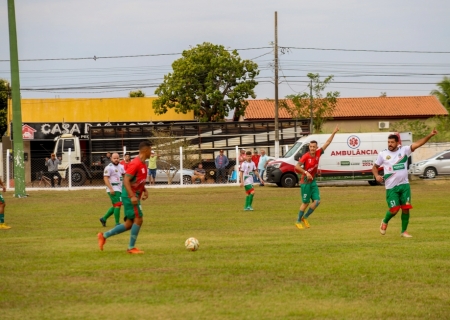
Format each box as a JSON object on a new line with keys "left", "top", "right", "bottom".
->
{"left": 1, "top": 180, "right": 450, "bottom": 319}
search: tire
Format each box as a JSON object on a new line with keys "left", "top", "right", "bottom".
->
{"left": 281, "top": 173, "right": 297, "bottom": 188}
{"left": 182, "top": 175, "right": 192, "bottom": 185}
{"left": 70, "top": 168, "right": 87, "bottom": 186}
{"left": 423, "top": 167, "right": 437, "bottom": 179}
{"left": 276, "top": 182, "right": 282, "bottom": 187}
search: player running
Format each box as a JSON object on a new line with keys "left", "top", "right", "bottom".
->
{"left": 295, "top": 125, "right": 339, "bottom": 229}
{"left": 373, "top": 129, "right": 438, "bottom": 238}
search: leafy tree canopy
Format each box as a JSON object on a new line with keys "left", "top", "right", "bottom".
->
{"left": 281, "top": 73, "right": 339, "bottom": 133}
{"left": 153, "top": 42, "right": 259, "bottom": 122}
{"left": 129, "top": 90, "right": 145, "bottom": 97}
{"left": 430, "top": 76, "right": 450, "bottom": 112}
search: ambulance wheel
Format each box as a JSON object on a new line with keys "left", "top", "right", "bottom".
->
{"left": 281, "top": 173, "right": 297, "bottom": 188}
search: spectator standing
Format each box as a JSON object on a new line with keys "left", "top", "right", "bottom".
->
{"left": 45, "top": 153, "right": 62, "bottom": 188}
{"left": 101, "top": 152, "right": 112, "bottom": 167}
{"left": 215, "top": 150, "right": 229, "bottom": 183}
{"left": 120, "top": 153, "right": 131, "bottom": 171}
{"left": 0, "top": 177, "right": 10, "bottom": 229}
{"left": 258, "top": 149, "right": 269, "bottom": 186}
{"left": 147, "top": 150, "right": 158, "bottom": 185}
{"left": 252, "top": 150, "right": 260, "bottom": 183}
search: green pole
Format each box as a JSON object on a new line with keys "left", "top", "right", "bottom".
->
{"left": 7, "top": 0, "right": 26, "bottom": 197}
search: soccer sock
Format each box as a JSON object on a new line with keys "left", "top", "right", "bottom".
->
{"left": 113, "top": 207, "right": 121, "bottom": 225}
{"left": 401, "top": 213, "right": 410, "bottom": 233}
{"left": 248, "top": 194, "right": 254, "bottom": 207}
{"left": 244, "top": 195, "right": 250, "bottom": 208}
{"left": 297, "top": 211, "right": 304, "bottom": 222}
{"left": 304, "top": 207, "right": 315, "bottom": 218}
{"left": 0, "top": 213, "right": 4, "bottom": 223}
{"left": 104, "top": 224, "right": 127, "bottom": 238}
{"left": 128, "top": 224, "right": 141, "bottom": 249}
{"left": 383, "top": 211, "right": 396, "bottom": 224}
{"left": 102, "top": 207, "right": 114, "bottom": 221}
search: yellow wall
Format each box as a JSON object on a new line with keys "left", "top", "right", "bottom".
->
{"left": 9, "top": 97, "right": 193, "bottom": 123}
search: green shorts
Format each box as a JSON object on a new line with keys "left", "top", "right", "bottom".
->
{"left": 107, "top": 191, "right": 122, "bottom": 206}
{"left": 122, "top": 189, "right": 143, "bottom": 220}
{"left": 386, "top": 183, "right": 412, "bottom": 212}
{"left": 300, "top": 180, "right": 320, "bottom": 204}
{"left": 244, "top": 184, "right": 254, "bottom": 194}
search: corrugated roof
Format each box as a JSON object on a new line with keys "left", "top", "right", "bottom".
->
{"left": 244, "top": 96, "right": 448, "bottom": 120}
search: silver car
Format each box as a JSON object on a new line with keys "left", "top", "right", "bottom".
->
{"left": 146, "top": 159, "right": 195, "bottom": 184}
{"left": 408, "top": 150, "right": 450, "bottom": 178}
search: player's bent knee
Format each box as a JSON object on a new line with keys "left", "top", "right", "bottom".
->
{"left": 389, "top": 205, "right": 401, "bottom": 213}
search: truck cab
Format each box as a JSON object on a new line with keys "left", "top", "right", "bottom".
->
{"left": 54, "top": 134, "right": 91, "bottom": 186}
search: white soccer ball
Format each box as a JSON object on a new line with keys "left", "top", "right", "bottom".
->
{"left": 185, "top": 237, "right": 199, "bottom": 251}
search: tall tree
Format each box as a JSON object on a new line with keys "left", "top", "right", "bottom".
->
{"left": 129, "top": 90, "right": 145, "bottom": 97}
{"left": 431, "top": 76, "right": 450, "bottom": 112}
{"left": 0, "top": 79, "right": 11, "bottom": 137}
{"left": 153, "top": 42, "right": 259, "bottom": 122}
{"left": 281, "top": 73, "right": 339, "bottom": 133}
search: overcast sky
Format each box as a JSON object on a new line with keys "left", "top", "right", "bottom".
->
{"left": 1, "top": 0, "right": 449, "bottom": 100}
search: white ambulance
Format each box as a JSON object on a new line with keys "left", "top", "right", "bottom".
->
{"left": 265, "top": 132, "right": 413, "bottom": 187}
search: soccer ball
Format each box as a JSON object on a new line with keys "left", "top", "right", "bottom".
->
{"left": 185, "top": 237, "right": 199, "bottom": 251}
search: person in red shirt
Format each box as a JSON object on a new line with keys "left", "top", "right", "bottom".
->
{"left": 98, "top": 141, "right": 152, "bottom": 254}
{"left": 251, "top": 150, "right": 260, "bottom": 183}
{"left": 294, "top": 126, "right": 339, "bottom": 230}
{"left": 120, "top": 152, "right": 131, "bottom": 171}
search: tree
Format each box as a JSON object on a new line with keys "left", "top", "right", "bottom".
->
{"left": 281, "top": 73, "right": 339, "bottom": 133}
{"left": 431, "top": 76, "right": 450, "bottom": 112}
{"left": 129, "top": 90, "right": 145, "bottom": 97}
{"left": 0, "top": 79, "right": 11, "bottom": 137}
{"left": 150, "top": 129, "right": 199, "bottom": 184}
{"left": 153, "top": 42, "right": 259, "bottom": 122}
{"left": 391, "top": 119, "right": 431, "bottom": 141}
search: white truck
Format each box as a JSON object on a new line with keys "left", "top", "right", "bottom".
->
{"left": 265, "top": 132, "right": 413, "bottom": 187}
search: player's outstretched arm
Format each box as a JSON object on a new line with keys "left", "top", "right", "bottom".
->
{"left": 411, "top": 128, "right": 438, "bottom": 152}
{"left": 322, "top": 125, "right": 340, "bottom": 151}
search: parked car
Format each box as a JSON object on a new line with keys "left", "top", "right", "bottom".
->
{"left": 146, "top": 159, "right": 195, "bottom": 184}
{"left": 408, "top": 150, "right": 450, "bottom": 178}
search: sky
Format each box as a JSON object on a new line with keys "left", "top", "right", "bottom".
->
{"left": 1, "top": 0, "right": 449, "bottom": 100}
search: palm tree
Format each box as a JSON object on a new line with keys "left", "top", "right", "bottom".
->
{"left": 431, "top": 77, "right": 450, "bottom": 112}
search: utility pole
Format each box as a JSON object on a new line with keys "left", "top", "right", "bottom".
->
{"left": 7, "top": 0, "right": 26, "bottom": 197}
{"left": 274, "top": 11, "right": 279, "bottom": 158}
{"left": 309, "top": 79, "right": 313, "bottom": 134}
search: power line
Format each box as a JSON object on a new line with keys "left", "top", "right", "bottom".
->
{"left": 282, "top": 47, "right": 450, "bottom": 54}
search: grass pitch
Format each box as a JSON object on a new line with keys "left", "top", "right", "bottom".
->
{"left": 1, "top": 180, "right": 450, "bottom": 319}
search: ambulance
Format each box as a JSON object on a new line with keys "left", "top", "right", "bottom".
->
{"left": 265, "top": 132, "right": 413, "bottom": 187}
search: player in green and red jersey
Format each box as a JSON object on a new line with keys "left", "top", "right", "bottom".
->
{"left": 97, "top": 141, "right": 151, "bottom": 254}
{"left": 295, "top": 126, "right": 339, "bottom": 230}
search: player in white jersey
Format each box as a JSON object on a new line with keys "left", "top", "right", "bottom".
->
{"left": 99, "top": 153, "right": 126, "bottom": 227}
{"left": 372, "top": 129, "right": 437, "bottom": 238}
{"left": 239, "top": 151, "right": 264, "bottom": 211}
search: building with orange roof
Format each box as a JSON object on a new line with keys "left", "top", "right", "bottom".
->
{"left": 244, "top": 96, "right": 447, "bottom": 133}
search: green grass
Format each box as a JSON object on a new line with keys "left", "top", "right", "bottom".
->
{"left": 1, "top": 180, "right": 450, "bottom": 319}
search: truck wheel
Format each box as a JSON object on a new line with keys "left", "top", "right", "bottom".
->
{"left": 70, "top": 168, "right": 87, "bottom": 186}
{"left": 281, "top": 173, "right": 297, "bottom": 188}
{"left": 182, "top": 175, "right": 192, "bottom": 184}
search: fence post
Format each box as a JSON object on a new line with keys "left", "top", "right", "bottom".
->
{"left": 6, "top": 149, "right": 10, "bottom": 189}
{"left": 123, "top": 146, "right": 126, "bottom": 157}
{"left": 68, "top": 148, "right": 72, "bottom": 189}
{"left": 179, "top": 146, "right": 183, "bottom": 186}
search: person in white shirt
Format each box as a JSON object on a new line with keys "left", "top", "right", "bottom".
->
{"left": 240, "top": 151, "right": 264, "bottom": 211}
{"left": 99, "top": 153, "right": 125, "bottom": 227}
{"left": 372, "top": 129, "right": 438, "bottom": 238}
{"left": 257, "top": 149, "right": 269, "bottom": 186}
